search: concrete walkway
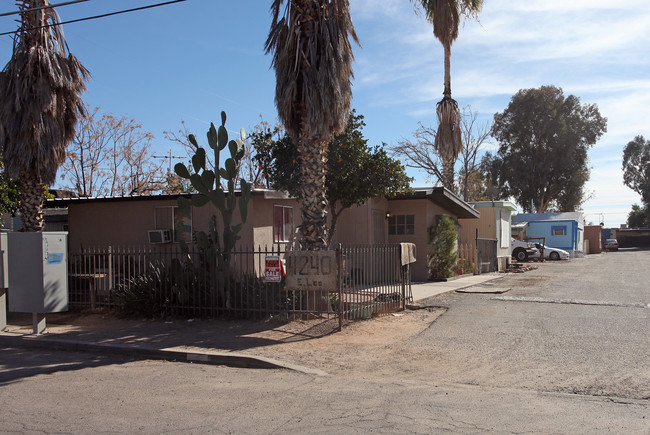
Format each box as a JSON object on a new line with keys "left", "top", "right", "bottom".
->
{"left": 410, "top": 273, "right": 504, "bottom": 302}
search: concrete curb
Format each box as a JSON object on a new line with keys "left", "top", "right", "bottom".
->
{"left": 0, "top": 335, "right": 327, "bottom": 376}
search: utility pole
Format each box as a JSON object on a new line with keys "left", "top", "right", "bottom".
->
{"left": 152, "top": 149, "right": 184, "bottom": 174}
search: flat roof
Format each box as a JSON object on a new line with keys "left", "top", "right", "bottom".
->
{"left": 513, "top": 212, "right": 584, "bottom": 223}
{"left": 391, "top": 187, "right": 480, "bottom": 219}
{"left": 45, "top": 187, "right": 480, "bottom": 219}
{"left": 44, "top": 189, "right": 282, "bottom": 207}
{"left": 469, "top": 200, "right": 517, "bottom": 211}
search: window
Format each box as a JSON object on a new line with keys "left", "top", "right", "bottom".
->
{"left": 552, "top": 226, "right": 566, "bottom": 236}
{"left": 388, "top": 214, "right": 415, "bottom": 235}
{"left": 154, "top": 206, "right": 192, "bottom": 243}
{"left": 274, "top": 205, "right": 293, "bottom": 243}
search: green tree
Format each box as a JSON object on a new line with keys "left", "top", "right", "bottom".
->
{"left": 412, "top": 0, "right": 483, "bottom": 189}
{"left": 266, "top": 0, "right": 359, "bottom": 250}
{"left": 622, "top": 135, "right": 650, "bottom": 204}
{"left": 489, "top": 86, "right": 607, "bottom": 213}
{"left": 0, "top": 155, "right": 21, "bottom": 216}
{"left": 427, "top": 215, "right": 458, "bottom": 279}
{"left": 622, "top": 136, "right": 650, "bottom": 228}
{"left": 627, "top": 203, "right": 649, "bottom": 228}
{"left": 0, "top": 0, "right": 89, "bottom": 231}
{"left": 253, "top": 112, "right": 412, "bottom": 244}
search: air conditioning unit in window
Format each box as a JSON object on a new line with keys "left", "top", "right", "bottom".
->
{"left": 148, "top": 229, "right": 172, "bottom": 244}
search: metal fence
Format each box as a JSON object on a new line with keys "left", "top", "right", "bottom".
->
{"left": 69, "top": 244, "right": 287, "bottom": 319}
{"left": 476, "top": 238, "right": 498, "bottom": 273}
{"left": 68, "top": 243, "right": 411, "bottom": 323}
{"left": 338, "top": 244, "right": 411, "bottom": 321}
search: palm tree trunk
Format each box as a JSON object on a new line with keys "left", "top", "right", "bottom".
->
{"left": 443, "top": 42, "right": 452, "bottom": 98}
{"left": 435, "top": 42, "right": 462, "bottom": 184}
{"left": 20, "top": 173, "right": 44, "bottom": 232}
{"left": 298, "top": 135, "right": 329, "bottom": 251}
{"left": 442, "top": 156, "right": 455, "bottom": 191}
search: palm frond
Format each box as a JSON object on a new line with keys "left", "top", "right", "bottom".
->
{"left": 0, "top": 0, "right": 89, "bottom": 185}
{"left": 266, "top": 0, "right": 358, "bottom": 142}
{"left": 412, "top": 0, "right": 482, "bottom": 46}
{"left": 434, "top": 97, "right": 462, "bottom": 161}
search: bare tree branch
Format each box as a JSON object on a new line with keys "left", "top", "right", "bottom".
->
{"left": 389, "top": 105, "right": 491, "bottom": 199}
{"left": 59, "top": 106, "right": 165, "bottom": 197}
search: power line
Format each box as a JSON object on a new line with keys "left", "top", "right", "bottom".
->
{"left": 0, "top": 0, "right": 187, "bottom": 37}
{"left": 153, "top": 149, "right": 185, "bottom": 174}
{"left": 0, "top": 0, "right": 91, "bottom": 18}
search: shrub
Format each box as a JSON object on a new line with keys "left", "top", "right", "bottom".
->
{"left": 427, "top": 215, "right": 459, "bottom": 279}
{"left": 112, "top": 255, "right": 286, "bottom": 319}
{"left": 112, "top": 259, "right": 205, "bottom": 319}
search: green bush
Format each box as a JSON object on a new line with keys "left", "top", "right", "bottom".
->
{"left": 112, "top": 256, "right": 286, "bottom": 319}
{"left": 427, "top": 215, "right": 459, "bottom": 279}
{"left": 112, "top": 259, "right": 204, "bottom": 319}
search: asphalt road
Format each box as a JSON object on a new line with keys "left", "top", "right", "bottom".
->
{"left": 0, "top": 347, "right": 647, "bottom": 434}
{"left": 407, "top": 248, "right": 650, "bottom": 401}
{"left": 1, "top": 249, "right": 648, "bottom": 433}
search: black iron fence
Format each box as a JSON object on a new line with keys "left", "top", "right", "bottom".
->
{"left": 68, "top": 244, "right": 286, "bottom": 319}
{"left": 68, "top": 243, "right": 412, "bottom": 324}
{"left": 339, "top": 244, "right": 411, "bottom": 321}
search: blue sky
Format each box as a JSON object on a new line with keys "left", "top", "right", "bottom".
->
{"left": 1, "top": 0, "right": 649, "bottom": 227}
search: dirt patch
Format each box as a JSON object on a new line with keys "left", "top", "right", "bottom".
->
{"left": 4, "top": 308, "right": 449, "bottom": 380}
{"left": 221, "top": 307, "right": 448, "bottom": 377}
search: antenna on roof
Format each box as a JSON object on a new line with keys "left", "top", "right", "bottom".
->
{"left": 485, "top": 186, "right": 498, "bottom": 201}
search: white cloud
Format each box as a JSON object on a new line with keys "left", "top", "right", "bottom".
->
{"left": 349, "top": 0, "right": 649, "bottom": 226}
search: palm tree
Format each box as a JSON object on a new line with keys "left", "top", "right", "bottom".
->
{"left": 414, "top": 0, "right": 482, "bottom": 189}
{"left": 266, "top": 0, "right": 358, "bottom": 251}
{"left": 0, "top": 0, "right": 89, "bottom": 231}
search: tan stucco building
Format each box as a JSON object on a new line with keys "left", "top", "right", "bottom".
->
{"left": 459, "top": 201, "right": 517, "bottom": 272}
{"left": 47, "top": 187, "right": 479, "bottom": 282}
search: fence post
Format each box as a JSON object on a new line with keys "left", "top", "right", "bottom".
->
{"left": 472, "top": 245, "right": 478, "bottom": 275}
{"left": 337, "top": 244, "right": 343, "bottom": 331}
{"left": 401, "top": 261, "right": 406, "bottom": 310}
{"left": 474, "top": 228, "right": 479, "bottom": 275}
{"left": 108, "top": 246, "right": 113, "bottom": 299}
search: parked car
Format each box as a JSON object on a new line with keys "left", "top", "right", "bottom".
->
{"left": 511, "top": 238, "right": 539, "bottom": 262}
{"left": 532, "top": 243, "right": 570, "bottom": 261}
{"left": 604, "top": 238, "right": 619, "bottom": 251}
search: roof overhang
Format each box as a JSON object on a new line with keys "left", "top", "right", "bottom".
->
{"left": 44, "top": 189, "right": 282, "bottom": 207}
{"left": 511, "top": 221, "right": 529, "bottom": 230}
{"left": 469, "top": 200, "right": 517, "bottom": 212}
{"left": 392, "top": 187, "right": 480, "bottom": 219}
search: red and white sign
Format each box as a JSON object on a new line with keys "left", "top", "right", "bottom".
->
{"left": 264, "top": 256, "right": 283, "bottom": 283}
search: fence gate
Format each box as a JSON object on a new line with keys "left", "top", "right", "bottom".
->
{"left": 284, "top": 244, "right": 411, "bottom": 328}
{"left": 476, "top": 238, "right": 497, "bottom": 273}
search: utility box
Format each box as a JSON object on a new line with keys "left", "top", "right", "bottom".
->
{"left": 0, "top": 232, "right": 7, "bottom": 331}
{"left": 8, "top": 232, "right": 68, "bottom": 313}
{"left": 0, "top": 232, "right": 8, "bottom": 289}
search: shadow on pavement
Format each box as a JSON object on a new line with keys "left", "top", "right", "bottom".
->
{"left": 4, "top": 311, "right": 340, "bottom": 353}
{"left": 0, "top": 346, "right": 133, "bottom": 386}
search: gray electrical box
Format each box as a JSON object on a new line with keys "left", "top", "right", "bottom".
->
{"left": 8, "top": 232, "right": 68, "bottom": 313}
{"left": 0, "top": 232, "right": 8, "bottom": 289}
{"left": 0, "top": 232, "right": 7, "bottom": 331}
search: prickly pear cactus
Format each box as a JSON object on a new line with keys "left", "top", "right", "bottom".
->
{"left": 174, "top": 112, "right": 252, "bottom": 266}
